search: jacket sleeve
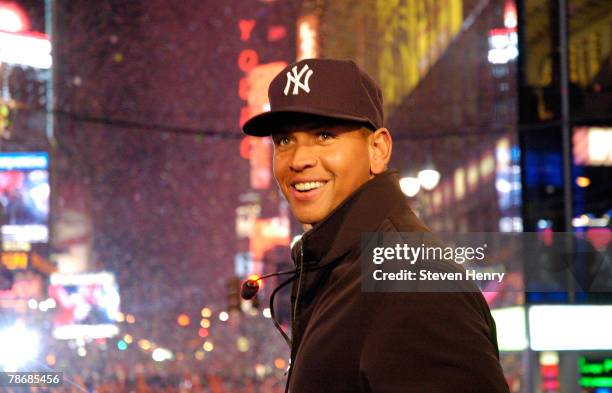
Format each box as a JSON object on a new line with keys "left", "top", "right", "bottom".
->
{"left": 359, "top": 291, "right": 510, "bottom": 393}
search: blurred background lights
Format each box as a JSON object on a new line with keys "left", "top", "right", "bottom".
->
{"left": 125, "top": 314, "right": 136, "bottom": 324}
{"left": 138, "top": 339, "right": 151, "bottom": 351}
{"left": 200, "top": 307, "right": 212, "bottom": 318}
{"left": 237, "top": 336, "right": 250, "bottom": 352}
{"left": 45, "top": 354, "right": 56, "bottom": 366}
{"left": 254, "top": 363, "right": 266, "bottom": 379}
{"left": 572, "top": 214, "right": 590, "bottom": 228}
{"left": 123, "top": 334, "right": 133, "bottom": 344}
{"left": 151, "top": 348, "right": 173, "bottom": 362}
{"left": 417, "top": 169, "right": 441, "bottom": 191}
{"left": 38, "top": 300, "right": 49, "bottom": 312}
{"left": 503, "top": 0, "right": 518, "bottom": 28}
{"left": 218, "top": 311, "right": 229, "bottom": 322}
{"left": 540, "top": 351, "right": 560, "bottom": 366}
{"left": 198, "top": 328, "right": 209, "bottom": 338}
{"left": 203, "top": 341, "right": 214, "bottom": 352}
{"left": 177, "top": 313, "right": 190, "bottom": 327}
{"left": 495, "top": 178, "right": 512, "bottom": 193}
{"left": 0, "top": 9, "right": 22, "bottom": 32}
{"left": 263, "top": 308, "right": 271, "bottom": 318}
{"left": 0, "top": 325, "right": 39, "bottom": 370}
{"left": 537, "top": 219, "right": 552, "bottom": 230}
{"left": 0, "top": 3, "right": 28, "bottom": 32}
{"left": 399, "top": 176, "right": 420, "bottom": 197}
{"left": 117, "top": 340, "right": 128, "bottom": 351}
{"left": 200, "top": 318, "right": 210, "bottom": 328}
{"left": 77, "top": 347, "right": 87, "bottom": 357}
{"left": 116, "top": 311, "right": 125, "bottom": 322}
{"left": 576, "top": 176, "right": 591, "bottom": 188}
{"left": 194, "top": 350, "right": 205, "bottom": 361}
{"left": 27, "top": 298, "right": 38, "bottom": 310}
{"left": 274, "top": 358, "right": 286, "bottom": 369}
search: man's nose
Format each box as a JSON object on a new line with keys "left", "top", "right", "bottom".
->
{"left": 289, "top": 144, "right": 317, "bottom": 172}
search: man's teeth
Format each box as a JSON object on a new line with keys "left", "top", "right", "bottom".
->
{"left": 294, "top": 181, "right": 325, "bottom": 191}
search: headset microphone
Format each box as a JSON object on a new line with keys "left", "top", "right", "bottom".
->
{"left": 240, "top": 279, "right": 260, "bottom": 300}
{"left": 239, "top": 268, "right": 299, "bottom": 349}
{"left": 241, "top": 260, "right": 337, "bottom": 348}
{"left": 240, "top": 269, "right": 298, "bottom": 300}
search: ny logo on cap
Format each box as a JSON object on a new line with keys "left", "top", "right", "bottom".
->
{"left": 284, "top": 64, "right": 313, "bottom": 96}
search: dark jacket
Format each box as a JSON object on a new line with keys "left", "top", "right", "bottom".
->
{"left": 286, "top": 170, "right": 510, "bottom": 393}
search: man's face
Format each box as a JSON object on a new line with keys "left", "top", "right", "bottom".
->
{"left": 272, "top": 123, "right": 373, "bottom": 225}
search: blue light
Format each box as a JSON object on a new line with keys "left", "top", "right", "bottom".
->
{"left": 0, "top": 152, "right": 48, "bottom": 171}
{"left": 117, "top": 340, "right": 127, "bottom": 351}
{"left": 511, "top": 145, "right": 521, "bottom": 162}
{"left": 526, "top": 292, "right": 569, "bottom": 303}
{"left": 524, "top": 152, "right": 563, "bottom": 187}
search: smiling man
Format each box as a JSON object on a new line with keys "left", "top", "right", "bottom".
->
{"left": 243, "top": 58, "right": 509, "bottom": 393}
{"left": 271, "top": 122, "right": 388, "bottom": 225}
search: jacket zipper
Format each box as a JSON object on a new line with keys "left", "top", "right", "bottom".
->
{"left": 286, "top": 240, "right": 303, "bottom": 393}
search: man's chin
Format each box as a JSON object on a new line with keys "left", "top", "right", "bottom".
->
{"left": 293, "top": 211, "right": 325, "bottom": 227}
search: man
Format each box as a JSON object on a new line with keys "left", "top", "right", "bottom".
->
{"left": 242, "top": 58, "right": 509, "bottom": 393}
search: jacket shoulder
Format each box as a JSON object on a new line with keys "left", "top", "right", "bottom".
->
{"left": 382, "top": 203, "right": 431, "bottom": 233}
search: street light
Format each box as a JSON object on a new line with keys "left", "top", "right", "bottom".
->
{"left": 417, "top": 169, "right": 441, "bottom": 191}
{"left": 399, "top": 176, "right": 420, "bottom": 197}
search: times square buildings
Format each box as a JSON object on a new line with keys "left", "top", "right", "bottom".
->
{"left": 0, "top": 0, "right": 610, "bottom": 392}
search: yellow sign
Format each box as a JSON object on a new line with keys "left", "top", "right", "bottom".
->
{"left": 1, "top": 252, "right": 28, "bottom": 270}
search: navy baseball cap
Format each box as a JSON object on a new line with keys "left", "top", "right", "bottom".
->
{"left": 242, "top": 58, "right": 384, "bottom": 136}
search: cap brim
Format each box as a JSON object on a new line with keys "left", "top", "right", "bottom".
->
{"left": 242, "top": 107, "right": 376, "bottom": 136}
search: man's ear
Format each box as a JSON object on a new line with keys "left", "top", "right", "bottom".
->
{"left": 368, "top": 128, "right": 392, "bottom": 175}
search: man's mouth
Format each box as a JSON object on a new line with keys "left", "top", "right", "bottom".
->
{"left": 292, "top": 181, "right": 328, "bottom": 192}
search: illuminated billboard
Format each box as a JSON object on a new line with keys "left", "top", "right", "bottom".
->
{"left": 0, "top": 152, "right": 49, "bottom": 244}
{"left": 0, "top": 272, "right": 43, "bottom": 312}
{"left": 529, "top": 305, "right": 612, "bottom": 350}
{"left": 573, "top": 127, "right": 612, "bottom": 166}
{"left": 48, "top": 272, "right": 120, "bottom": 339}
{"left": 490, "top": 306, "right": 528, "bottom": 352}
{"left": 0, "top": 152, "right": 49, "bottom": 243}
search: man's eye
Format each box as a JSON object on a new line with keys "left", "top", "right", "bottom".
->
{"left": 318, "top": 132, "right": 334, "bottom": 141}
{"left": 276, "top": 136, "right": 291, "bottom": 146}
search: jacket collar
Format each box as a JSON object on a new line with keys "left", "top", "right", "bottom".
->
{"left": 292, "top": 169, "right": 407, "bottom": 266}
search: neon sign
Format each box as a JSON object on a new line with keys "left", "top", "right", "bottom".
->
{"left": 579, "top": 357, "right": 612, "bottom": 388}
